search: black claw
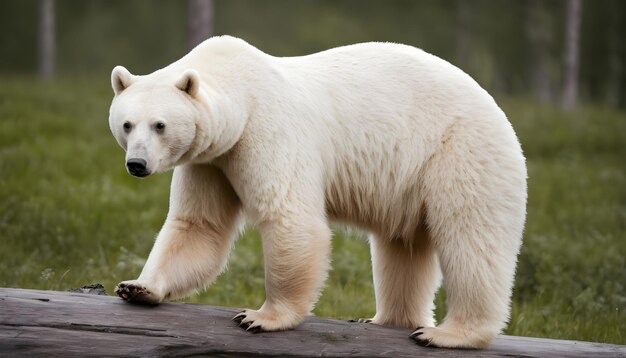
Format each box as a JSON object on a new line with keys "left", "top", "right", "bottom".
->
{"left": 239, "top": 321, "right": 251, "bottom": 329}
{"left": 413, "top": 337, "right": 438, "bottom": 348}
{"left": 247, "top": 325, "right": 263, "bottom": 334}
{"left": 349, "top": 318, "right": 372, "bottom": 323}
{"left": 410, "top": 326, "right": 424, "bottom": 338}
{"left": 232, "top": 314, "right": 245, "bottom": 323}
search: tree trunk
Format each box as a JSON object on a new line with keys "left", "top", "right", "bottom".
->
{"left": 525, "top": 0, "right": 553, "bottom": 103}
{"left": 38, "top": 0, "right": 55, "bottom": 79}
{"left": 187, "top": 0, "right": 214, "bottom": 51}
{"left": 455, "top": 0, "right": 472, "bottom": 70}
{"left": 562, "top": 0, "right": 582, "bottom": 110}
{"left": 605, "top": 0, "right": 622, "bottom": 106}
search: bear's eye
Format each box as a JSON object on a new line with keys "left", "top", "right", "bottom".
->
{"left": 123, "top": 121, "right": 132, "bottom": 132}
{"left": 155, "top": 122, "right": 166, "bottom": 132}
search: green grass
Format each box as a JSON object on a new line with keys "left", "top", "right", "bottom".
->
{"left": 0, "top": 77, "right": 624, "bottom": 344}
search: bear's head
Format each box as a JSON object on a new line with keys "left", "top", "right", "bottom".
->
{"left": 108, "top": 66, "right": 211, "bottom": 178}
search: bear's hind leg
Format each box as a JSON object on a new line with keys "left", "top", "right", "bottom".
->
{"left": 366, "top": 229, "right": 440, "bottom": 329}
{"left": 412, "top": 122, "right": 526, "bottom": 349}
{"left": 410, "top": 232, "right": 519, "bottom": 349}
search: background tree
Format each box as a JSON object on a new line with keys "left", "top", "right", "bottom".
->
{"left": 455, "top": 0, "right": 472, "bottom": 70}
{"left": 187, "top": 0, "right": 214, "bottom": 51}
{"left": 562, "top": 0, "right": 582, "bottom": 109}
{"left": 526, "top": 0, "right": 554, "bottom": 102}
{"left": 605, "top": 0, "right": 622, "bottom": 106}
{"left": 38, "top": 0, "right": 54, "bottom": 79}
{"left": 1, "top": 0, "right": 624, "bottom": 107}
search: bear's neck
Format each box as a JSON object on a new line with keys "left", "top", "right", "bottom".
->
{"left": 192, "top": 86, "right": 249, "bottom": 164}
{"left": 172, "top": 37, "right": 273, "bottom": 165}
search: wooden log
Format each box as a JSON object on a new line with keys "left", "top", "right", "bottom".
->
{"left": 0, "top": 288, "right": 623, "bottom": 357}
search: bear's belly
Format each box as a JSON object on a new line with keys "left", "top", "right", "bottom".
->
{"left": 323, "top": 163, "right": 426, "bottom": 240}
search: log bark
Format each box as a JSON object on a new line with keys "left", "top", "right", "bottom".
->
{"left": 1, "top": 288, "right": 624, "bottom": 357}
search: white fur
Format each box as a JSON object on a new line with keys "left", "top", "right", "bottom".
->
{"left": 109, "top": 36, "right": 527, "bottom": 349}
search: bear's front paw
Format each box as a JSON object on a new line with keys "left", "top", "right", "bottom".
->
{"left": 232, "top": 308, "right": 303, "bottom": 333}
{"left": 114, "top": 281, "right": 162, "bottom": 305}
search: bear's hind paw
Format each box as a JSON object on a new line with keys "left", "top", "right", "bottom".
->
{"left": 348, "top": 318, "right": 373, "bottom": 323}
{"left": 409, "top": 325, "right": 493, "bottom": 349}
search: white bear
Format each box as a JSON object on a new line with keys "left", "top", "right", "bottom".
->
{"left": 109, "top": 36, "right": 527, "bottom": 349}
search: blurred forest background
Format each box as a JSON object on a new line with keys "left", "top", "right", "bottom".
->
{"left": 2, "top": 0, "right": 625, "bottom": 107}
{"left": 0, "top": 0, "right": 624, "bottom": 346}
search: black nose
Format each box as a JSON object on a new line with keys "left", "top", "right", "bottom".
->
{"left": 126, "top": 158, "right": 149, "bottom": 177}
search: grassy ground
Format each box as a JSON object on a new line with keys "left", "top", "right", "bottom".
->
{"left": 0, "top": 77, "right": 624, "bottom": 344}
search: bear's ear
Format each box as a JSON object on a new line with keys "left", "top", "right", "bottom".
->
{"left": 111, "top": 66, "right": 134, "bottom": 96}
{"left": 175, "top": 69, "right": 200, "bottom": 98}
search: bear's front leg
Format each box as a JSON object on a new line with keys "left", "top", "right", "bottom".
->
{"left": 115, "top": 218, "right": 237, "bottom": 304}
{"left": 233, "top": 216, "right": 332, "bottom": 332}
{"left": 115, "top": 164, "right": 241, "bottom": 304}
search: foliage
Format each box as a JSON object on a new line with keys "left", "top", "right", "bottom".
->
{"left": 0, "top": 0, "right": 624, "bottom": 105}
{"left": 0, "top": 77, "right": 623, "bottom": 344}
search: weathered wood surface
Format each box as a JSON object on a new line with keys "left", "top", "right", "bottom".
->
{"left": 0, "top": 288, "right": 624, "bottom": 357}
